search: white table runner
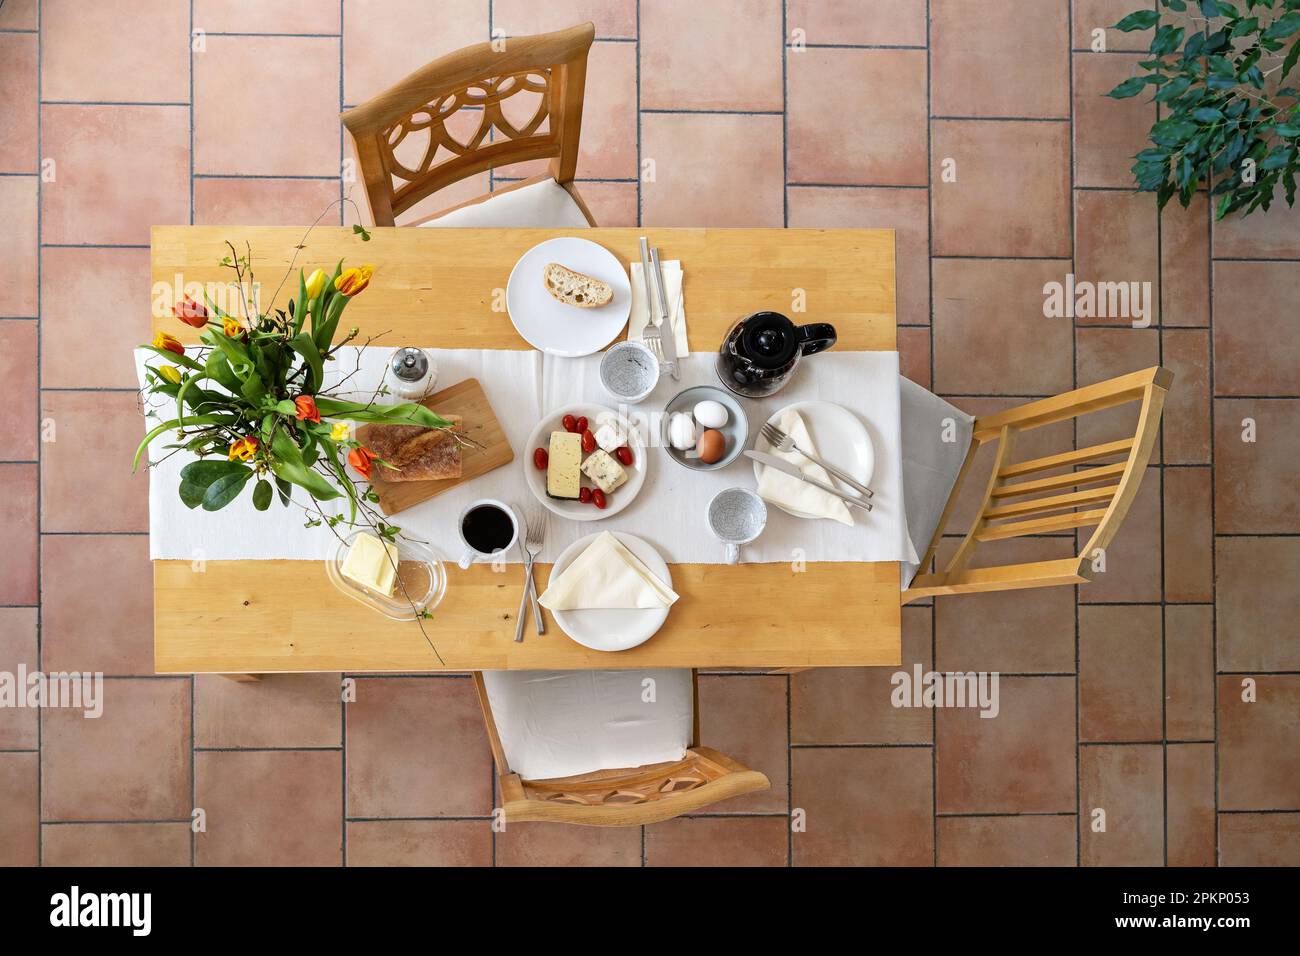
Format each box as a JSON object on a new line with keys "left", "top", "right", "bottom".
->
{"left": 136, "top": 347, "right": 916, "bottom": 567}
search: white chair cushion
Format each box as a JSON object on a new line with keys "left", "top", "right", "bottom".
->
{"left": 419, "top": 178, "right": 590, "bottom": 229}
{"left": 482, "top": 669, "right": 693, "bottom": 781}
{"left": 899, "top": 376, "right": 975, "bottom": 588}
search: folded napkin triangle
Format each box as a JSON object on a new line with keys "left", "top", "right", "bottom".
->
{"left": 755, "top": 410, "right": 855, "bottom": 526}
{"left": 539, "top": 532, "right": 679, "bottom": 610}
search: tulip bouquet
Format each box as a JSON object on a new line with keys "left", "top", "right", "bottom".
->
{"left": 134, "top": 240, "right": 461, "bottom": 542}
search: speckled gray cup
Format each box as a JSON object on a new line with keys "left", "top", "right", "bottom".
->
{"left": 599, "top": 340, "right": 659, "bottom": 404}
{"left": 707, "top": 487, "right": 768, "bottom": 564}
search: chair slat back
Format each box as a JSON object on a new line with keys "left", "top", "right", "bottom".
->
{"left": 341, "top": 23, "right": 595, "bottom": 226}
{"left": 472, "top": 672, "right": 770, "bottom": 827}
{"left": 904, "top": 366, "right": 1173, "bottom": 603}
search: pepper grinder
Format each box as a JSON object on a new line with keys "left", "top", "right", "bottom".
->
{"left": 390, "top": 347, "right": 436, "bottom": 400}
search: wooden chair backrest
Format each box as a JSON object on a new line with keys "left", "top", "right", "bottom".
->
{"left": 472, "top": 671, "right": 770, "bottom": 827}
{"left": 903, "top": 366, "right": 1173, "bottom": 604}
{"left": 340, "top": 23, "right": 595, "bottom": 226}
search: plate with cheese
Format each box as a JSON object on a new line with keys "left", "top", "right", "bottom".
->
{"left": 522, "top": 403, "right": 649, "bottom": 522}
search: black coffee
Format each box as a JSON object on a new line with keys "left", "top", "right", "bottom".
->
{"left": 462, "top": 504, "right": 514, "bottom": 554}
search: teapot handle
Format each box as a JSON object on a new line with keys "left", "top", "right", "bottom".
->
{"left": 797, "top": 323, "right": 837, "bottom": 356}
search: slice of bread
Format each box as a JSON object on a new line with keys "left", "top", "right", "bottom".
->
{"left": 543, "top": 262, "right": 613, "bottom": 309}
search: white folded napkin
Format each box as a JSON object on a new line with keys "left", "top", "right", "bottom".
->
{"left": 539, "top": 531, "right": 680, "bottom": 610}
{"left": 755, "top": 410, "right": 855, "bottom": 526}
{"left": 628, "top": 260, "right": 689, "bottom": 357}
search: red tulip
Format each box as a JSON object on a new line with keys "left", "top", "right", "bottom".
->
{"left": 294, "top": 395, "right": 321, "bottom": 423}
{"left": 173, "top": 296, "right": 208, "bottom": 328}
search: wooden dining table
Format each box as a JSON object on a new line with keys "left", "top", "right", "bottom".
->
{"left": 149, "top": 225, "right": 901, "bottom": 675}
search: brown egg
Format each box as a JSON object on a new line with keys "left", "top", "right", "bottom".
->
{"left": 697, "top": 428, "right": 726, "bottom": 464}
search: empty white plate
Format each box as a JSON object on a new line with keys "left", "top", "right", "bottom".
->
{"left": 546, "top": 531, "right": 672, "bottom": 652}
{"left": 506, "top": 237, "right": 632, "bottom": 356}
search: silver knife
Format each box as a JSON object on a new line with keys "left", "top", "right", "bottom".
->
{"left": 744, "top": 450, "right": 873, "bottom": 512}
{"left": 649, "top": 246, "right": 680, "bottom": 380}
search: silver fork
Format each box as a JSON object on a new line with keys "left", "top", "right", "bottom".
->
{"left": 760, "top": 421, "right": 875, "bottom": 499}
{"left": 638, "top": 236, "right": 667, "bottom": 367}
{"left": 514, "top": 507, "right": 546, "bottom": 642}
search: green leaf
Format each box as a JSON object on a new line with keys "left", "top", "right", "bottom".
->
{"left": 1116, "top": 10, "right": 1159, "bottom": 30}
{"left": 133, "top": 413, "right": 233, "bottom": 471}
{"left": 1280, "top": 37, "right": 1300, "bottom": 82}
{"left": 202, "top": 468, "right": 254, "bottom": 511}
{"left": 352, "top": 224, "right": 371, "bottom": 241}
{"left": 288, "top": 332, "right": 324, "bottom": 394}
{"left": 1200, "top": 0, "right": 1223, "bottom": 15}
{"left": 313, "top": 397, "right": 451, "bottom": 428}
{"left": 1150, "top": 116, "right": 1199, "bottom": 146}
{"left": 275, "top": 476, "right": 293, "bottom": 507}
{"left": 1276, "top": 122, "right": 1300, "bottom": 136}
{"left": 178, "top": 459, "right": 250, "bottom": 509}
{"left": 268, "top": 429, "right": 339, "bottom": 501}
{"left": 1263, "top": 11, "right": 1300, "bottom": 38}
{"left": 252, "top": 478, "right": 273, "bottom": 511}
{"left": 1155, "top": 75, "right": 1194, "bottom": 100}
{"left": 1193, "top": 106, "right": 1226, "bottom": 121}
{"left": 1107, "top": 76, "right": 1149, "bottom": 98}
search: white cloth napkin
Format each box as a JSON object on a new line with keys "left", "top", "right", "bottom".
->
{"left": 755, "top": 409, "right": 855, "bottom": 526}
{"left": 628, "top": 260, "right": 689, "bottom": 357}
{"left": 539, "top": 531, "right": 679, "bottom": 610}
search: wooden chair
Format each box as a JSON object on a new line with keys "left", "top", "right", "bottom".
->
{"left": 901, "top": 366, "right": 1173, "bottom": 604}
{"left": 340, "top": 23, "right": 598, "bottom": 228}
{"left": 473, "top": 670, "right": 770, "bottom": 827}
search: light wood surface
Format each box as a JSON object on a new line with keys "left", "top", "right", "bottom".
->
{"left": 150, "top": 225, "right": 900, "bottom": 673}
{"left": 903, "top": 367, "right": 1172, "bottom": 604}
{"left": 355, "top": 378, "right": 513, "bottom": 515}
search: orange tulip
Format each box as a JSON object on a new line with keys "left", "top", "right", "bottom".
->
{"left": 228, "top": 437, "right": 259, "bottom": 461}
{"left": 173, "top": 296, "right": 208, "bottom": 328}
{"left": 222, "top": 316, "right": 243, "bottom": 338}
{"left": 347, "top": 446, "right": 376, "bottom": 479}
{"left": 294, "top": 395, "right": 321, "bottom": 423}
{"left": 334, "top": 264, "right": 374, "bottom": 297}
{"left": 152, "top": 331, "right": 184, "bottom": 356}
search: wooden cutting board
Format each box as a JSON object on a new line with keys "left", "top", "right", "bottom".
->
{"left": 355, "top": 378, "right": 513, "bottom": 516}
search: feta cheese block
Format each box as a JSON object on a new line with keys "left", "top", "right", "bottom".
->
{"left": 546, "top": 430, "right": 583, "bottom": 499}
{"left": 340, "top": 532, "right": 400, "bottom": 595}
{"left": 580, "top": 449, "right": 628, "bottom": 494}
{"left": 593, "top": 420, "right": 627, "bottom": 453}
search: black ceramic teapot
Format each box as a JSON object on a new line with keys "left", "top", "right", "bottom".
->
{"left": 715, "top": 311, "right": 836, "bottom": 398}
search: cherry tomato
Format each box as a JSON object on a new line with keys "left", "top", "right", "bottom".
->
{"left": 561, "top": 414, "right": 577, "bottom": 433}
{"left": 578, "top": 487, "right": 592, "bottom": 503}
{"left": 615, "top": 445, "right": 634, "bottom": 466}
{"left": 592, "top": 489, "right": 607, "bottom": 509}
{"left": 581, "top": 429, "right": 596, "bottom": 453}
{"left": 574, "top": 416, "right": 589, "bottom": 434}
{"left": 533, "top": 448, "right": 548, "bottom": 470}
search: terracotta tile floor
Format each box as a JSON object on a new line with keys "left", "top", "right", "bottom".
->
{"left": 3, "top": 0, "right": 1298, "bottom": 867}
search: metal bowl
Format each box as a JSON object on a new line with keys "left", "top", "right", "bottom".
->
{"left": 659, "top": 385, "right": 749, "bottom": 472}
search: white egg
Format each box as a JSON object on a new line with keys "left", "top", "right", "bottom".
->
{"left": 693, "top": 400, "right": 729, "bottom": 429}
{"left": 667, "top": 412, "right": 698, "bottom": 451}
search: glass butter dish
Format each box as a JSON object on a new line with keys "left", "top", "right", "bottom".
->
{"left": 325, "top": 530, "right": 447, "bottom": 621}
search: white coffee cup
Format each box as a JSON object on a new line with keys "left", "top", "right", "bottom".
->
{"left": 456, "top": 498, "right": 519, "bottom": 570}
{"left": 707, "top": 487, "right": 768, "bottom": 564}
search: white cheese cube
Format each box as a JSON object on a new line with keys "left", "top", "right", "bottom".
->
{"left": 580, "top": 449, "right": 628, "bottom": 494}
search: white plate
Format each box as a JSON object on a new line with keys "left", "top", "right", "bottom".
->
{"left": 523, "top": 403, "right": 648, "bottom": 522}
{"left": 752, "top": 400, "right": 874, "bottom": 520}
{"left": 547, "top": 532, "right": 672, "bottom": 652}
{"left": 506, "top": 237, "right": 632, "bottom": 356}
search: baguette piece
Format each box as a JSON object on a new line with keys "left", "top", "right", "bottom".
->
{"left": 543, "top": 262, "right": 613, "bottom": 309}
{"left": 365, "top": 416, "right": 463, "bottom": 481}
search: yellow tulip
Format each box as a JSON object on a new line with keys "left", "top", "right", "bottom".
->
{"left": 222, "top": 316, "right": 243, "bottom": 337}
{"left": 334, "top": 264, "right": 374, "bottom": 297}
{"left": 330, "top": 421, "right": 350, "bottom": 442}
{"left": 304, "top": 268, "right": 327, "bottom": 299}
{"left": 158, "top": 365, "right": 182, "bottom": 385}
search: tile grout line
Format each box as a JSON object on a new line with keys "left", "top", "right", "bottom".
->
{"left": 34, "top": 0, "right": 43, "bottom": 868}
{"left": 1206, "top": 103, "right": 1220, "bottom": 866}
{"left": 1069, "top": 0, "right": 1082, "bottom": 869}
{"left": 925, "top": 0, "right": 938, "bottom": 866}
{"left": 635, "top": 0, "right": 642, "bottom": 228}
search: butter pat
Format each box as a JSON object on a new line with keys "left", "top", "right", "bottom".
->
{"left": 340, "top": 532, "right": 399, "bottom": 595}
